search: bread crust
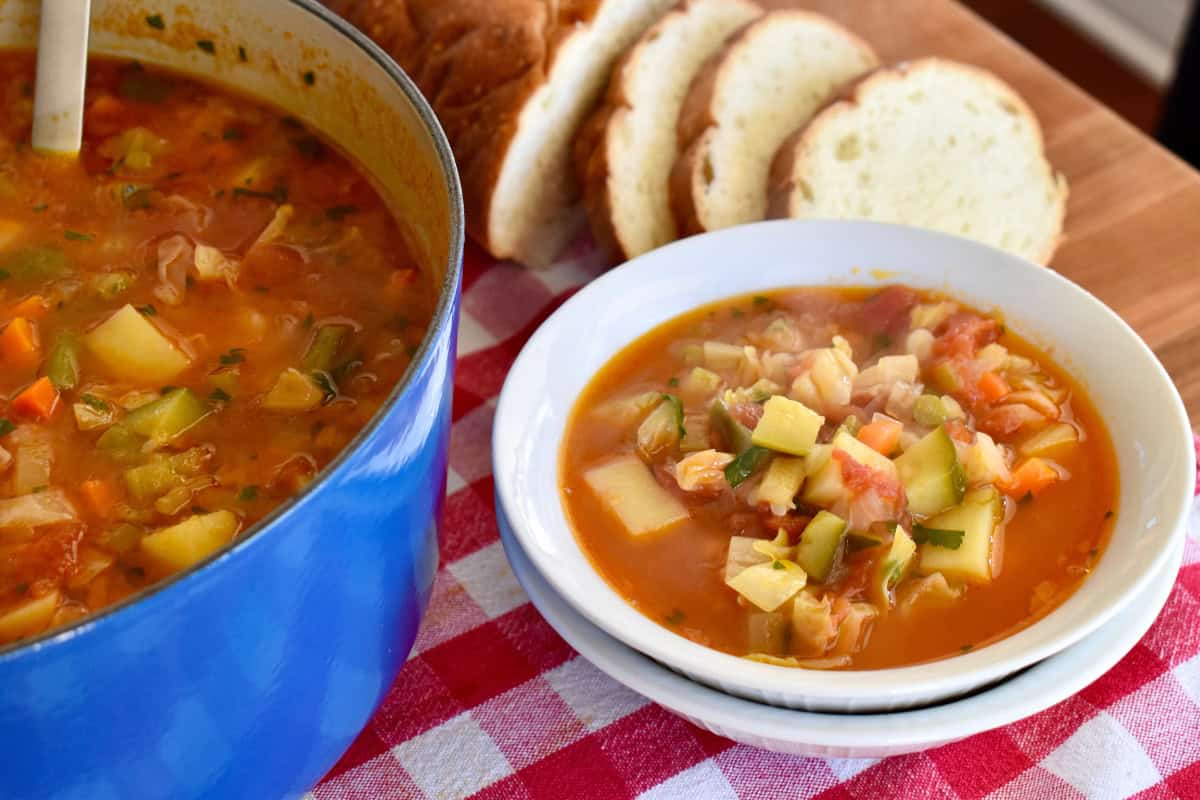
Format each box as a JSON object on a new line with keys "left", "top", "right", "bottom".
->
{"left": 327, "top": 0, "right": 604, "bottom": 257}
{"left": 767, "top": 58, "right": 1068, "bottom": 264}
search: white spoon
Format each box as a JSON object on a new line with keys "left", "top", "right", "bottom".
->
{"left": 31, "top": 0, "right": 92, "bottom": 155}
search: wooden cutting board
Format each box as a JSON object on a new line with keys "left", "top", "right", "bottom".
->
{"left": 765, "top": 0, "right": 1200, "bottom": 424}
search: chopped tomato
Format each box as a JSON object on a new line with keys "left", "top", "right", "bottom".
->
{"left": 933, "top": 313, "right": 999, "bottom": 360}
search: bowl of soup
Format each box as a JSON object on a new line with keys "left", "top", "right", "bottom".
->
{"left": 0, "top": 1, "right": 462, "bottom": 797}
{"left": 493, "top": 220, "right": 1193, "bottom": 712}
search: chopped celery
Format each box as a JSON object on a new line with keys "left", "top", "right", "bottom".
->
{"left": 301, "top": 325, "right": 348, "bottom": 374}
{"left": 756, "top": 455, "right": 806, "bottom": 515}
{"left": 122, "top": 446, "right": 211, "bottom": 500}
{"left": 262, "top": 368, "right": 324, "bottom": 412}
{"left": 872, "top": 526, "right": 916, "bottom": 608}
{"left": 84, "top": 304, "right": 191, "bottom": 382}
{"left": 726, "top": 558, "right": 807, "bottom": 612}
{"left": 918, "top": 487, "right": 1002, "bottom": 583}
{"left": 912, "top": 394, "right": 948, "bottom": 427}
{"left": 122, "top": 388, "right": 210, "bottom": 443}
{"left": 1019, "top": 422, "right": 1079, "bottom": 458}
{"left": 751, "top": 395, "right": 824, "bottom": 455}
{"left": 894, "top": 426, "right": 966, "bottom": 516}
{"left": 45, "top": 335, "right": 80, "bottom": 391}
{"left": 709, "top": 398, "right": 754, "bottom": 454}
{"left": 795, "top": 511, "right": 847, "bottom": 581}
{"left": 140, "top": 510, "right": 239, "bottom": 573}
{"left": 724, "top": 446, "right": 769, "bottom": 488}
{"left": 583, "top": 455, "right": 690, "bottom": 537}
{"left": 846, "top": 528, "right": 887, "bottom": 552}
{"left": 791, "top": 591, "right": 837, "bottom": 657}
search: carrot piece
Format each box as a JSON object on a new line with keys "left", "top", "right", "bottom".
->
{"left": 0, "top": 317, "right": 41, "bottom": 371}
{"left": 9, "top": 295, "right": 47, "bottom": 320}
{"left": 979, "top": 371, "right": 1011, "bottom": 402}
{"left": 10, "top": 376, "right": 60, "bottom": 420}
{"left": 79, "top": 478, "right": 121, "bottom": 518}
{"left": 1001, "top": 457, "right": 1060, "bottom": 498}
{"left": 857, "top": 418, "right": 903, "bottom": 455}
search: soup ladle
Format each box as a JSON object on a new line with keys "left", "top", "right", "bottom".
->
{"left": 31, "top": 0, "right": 92, "bottom": 155}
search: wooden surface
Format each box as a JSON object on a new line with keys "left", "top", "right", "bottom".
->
{"left": 763, "top": 0, "right": 1200, "bottom": 423}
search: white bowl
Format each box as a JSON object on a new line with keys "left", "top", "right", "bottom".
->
{"left": 493, "top": 220, "right": 1195, "bottom": 712}
{"left": 500, "top": 507, "right": 1184, "bottom": 758}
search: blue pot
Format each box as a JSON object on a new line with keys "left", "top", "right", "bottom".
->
{"left": 0, "top": 2, "right": 464, "bottom": 797}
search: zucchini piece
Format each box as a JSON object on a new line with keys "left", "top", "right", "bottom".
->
{"left": 795, "top": 511, "right": 847, "bottom": 581}
{"left": 747, "top": 610, "right": 788, "bottom": 655}
{"left": 709, "top": 398, "right": 754, "bottom": 454}
{"left": 751, "top": 395, "right": 824, "bottom": 455}
{"left": 725, "top": 558, "right": 807, "bottom": 612}
{"left": 912, "top": 394, "right": 948, "bottom": 427}
{"left": 872, "top": 525, "right": 916, "bottom": 607}
{"left": 45, "top": 334, "right": 79, "bottom": 391}
{"left": 791, "top": 591, "right": 837, "bottom": 657}
{"left": 583, "top": 455, "right": 689, "bottom": 537}
{"left": 756, "top": 455, "right": 806, "bottom": 515}
{"left": 84, "top": 304, "right": 191, "bottom": 382}
{"left": 301, "top": 325, "right": 348, "bottom": 374}
{"left": 636, "top": 396, "right": 683, "bottom": 458}
{"left": 724, "top": 445, "right": 770, "bottom": 488}
{"left": 1019, "top": 422, "right": 1079, "bottom": 458}
{"left": 262, "top": 368, "right": 324, "bottom": 412}
{"left": 141, "top": 510, "right": 239, "bottom": 573}
{"left": 894, "top": 426, "right": 966, "bottom": 517}
{"left": 1, "top": 246, "right": 69, "bottom": 283}
{"left": 917, "top": 487, "right": 1002, "bottom": 583}
{"left": 122, "top": 446, "right": 211, "bottom": 500}
{"left": 122, "top": 388, "right": 210, "bottom": 443}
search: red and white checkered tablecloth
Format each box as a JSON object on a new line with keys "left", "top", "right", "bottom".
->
{"left": 309, "top": 240, "right": 1200, "bottom": 800}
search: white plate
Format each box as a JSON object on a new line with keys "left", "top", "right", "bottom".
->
{"left": 499, "top": 504, "right": 1184, "bottom": 759}
{"left": 493, "top": 220, "right": 1195, "bottom": 711}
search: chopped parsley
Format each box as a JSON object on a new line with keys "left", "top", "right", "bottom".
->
{"left": 772, "top": 560, "right": 785, "bottom": 570}
{"left": 324, "top": 204, "right": 359, "bottom": 221}
{"left": 136, "top": 303, "right": 157, "bottom": 316}
{"left": 1104, "top": 510, "right": 1113, "bottom": 519}
{"left": 237, "top": 46, "right": 248, "bottom": 62}
{"left": 312, "top": 372, "right": 337, "bottom": 399}
{"left": 960, "top": 644, "right": 974, "bottom": 654}
{"left": 237, "top": 485, "right": 259, "bottom": 502}
{"left": 64, "top": 230, "right": 92, "bottom": 242}
{"left": 753, "top": 295, "right": 770, "bottom": 306}
{"left": 0, "top": 419, "right": 14, "bottom": 436}
{"left": 664, "top": 610, "right": 685, "bottom": 626}
{"left": 874, "top": 332, "right": 893, "bottom": 351}
{"left": 911, "top": 524, "right": 965, "bottom": 550}
{"left": 232, "top": 185, "right": 288, "bottom": 204}
{"left": 219, "top": 347, "right": 246, "bottom": 365}
{"left": 31, "top": 203, "right": 47, "bottom": 213}
{"left": 146, "top": 13, "right": 165, "bottom": 30}
{"left": 80, "top": 394, "right": 109, "bottom": 412}
{"left": 667, "top": 377, "right": 680, "bottom": 388}
{"left": 222, "top": 127, "right": 244, "bottom": 141}
{"left": 196, "top": 40, "right": 216, "bottom": 55}
{"left": 302, "top": 70, "right": 316, "bottom": 86}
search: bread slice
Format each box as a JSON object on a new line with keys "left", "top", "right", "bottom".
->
{"left": 670, "top": 11, "right": 878, "bottom": 236}
{"left": 329, "top": 0, "right": 675, "bottom": 267}
{"left": 769, "top": 59, "right": 1068, "bottom": 264}
{"left": 576, "top": 0, "right": 763, "bottom": 261}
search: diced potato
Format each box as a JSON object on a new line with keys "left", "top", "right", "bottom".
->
{"left": 791, "top": 591, "right": 837, "bottom": 657}
{"left": 702, "top": 341, "right": 744, "bottom": 371}
{"left": 965, "top": 432, "right": 1012, "bottom": 487}
{"left": 1019, "top": 422, "right": 1079, "bottom": 458}
{"left": 680, "top": 367, "right": 721, "bottom": 401}
{"left": 583, "top": 455, "right": 689, "bottom": 537}
{"left": 746, "top": 610, "right": 788, "bottom": 655}
{"left": 975, "top": 343, "right": 1009, "bottom": 372}
{"left": 790, "top": 344, "right": 857, "bottom": 411}
{"left": 910, "top": 302, "right": 956, "bottom": 330}
{"left": 262, "top": 368, "right": 325, "bottom": 412}
{"left": 755, "top": 455, "right": 806, "bottom": 516}
{"left": 84, "top": 304, "right": 191, "bottom": 383}
{"left": 726, "top": 558, "right": 807, "bottom": 612}
{"left": 905, "top": 328, "right": 934, "bottom": 361}
{"left": 0, "top": 590, "right": 59, "bottom": 642}
{"left": 751, "top": 395, "right": 823, "bottom": 456}
{"left": 918, "top": 487, "right": 1002, "bottom": 584}
{"left": 140, "top": 510, "right": 239, "bottom": 573}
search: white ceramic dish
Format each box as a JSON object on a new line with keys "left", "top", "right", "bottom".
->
{"left": 500, "top": 507, "right": 1184, "bottom": 758}
{"left": 493, "top": 220, "right": 1195, "bottom": 712}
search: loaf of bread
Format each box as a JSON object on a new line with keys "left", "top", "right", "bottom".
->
{"left": 769, "top": 58, "right": 1068, "bottom": 264}
{"left": 329, "top": 0, "right": 674, "bottom": 267}
{"left": 575, "top": 0, "right": 763, "bottom": 262}
{"left": 670, "top": 10, "right": 878, "bottom": 237}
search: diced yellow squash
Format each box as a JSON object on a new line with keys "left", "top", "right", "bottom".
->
{"left": 726, "top": 558, "right": 807, "bottom": 612}
{"left": 751, "top": 395, "right": 824, "bottom": 455}
{"left": 583, "top": 455, "right": 689, "bottom": 537}
{"left": 872, "top": 526, "right": 916, "bottom": 608}
{"left": 262, "top": 368, "right": 324, "bottom": 412}
{"left": 124, "top": 388, "right": 211, "bottom": 443}
{"left": 1019, "top": 422, "right": 1079, "bottom": 458}
{"left": 84, "top": 304, "right": 191, "bottom": 383}
{"left": 918, "top": 487, "right": 1002, "bottom": 584}
{"left": 755, "top": 456, "right": 806, "bottom": 515}
{"left": 141, "top": 510, "right": 239, "bottom": 573}
{"left": 795, "top": 510, "right": 847, "bottom": 581}
{"left": 791, "top": 590, "right": 837, "bottom": 657}
{"left": 0, "top": 590, "right": 59, "bottom": 642}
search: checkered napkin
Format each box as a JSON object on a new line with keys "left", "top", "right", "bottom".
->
{"left": 308, "top": 243, "right": 1200, "bottom": 800}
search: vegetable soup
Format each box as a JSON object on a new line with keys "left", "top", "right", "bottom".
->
{"left": 561, "top": 286, "right": 1117, "bottom": 669}
{"left": 0, "top": 53, "right": 432, "bottom": 645}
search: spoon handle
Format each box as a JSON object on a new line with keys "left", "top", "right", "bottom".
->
{"left": 32, "top": 0, "right": 92, "bottom": 155}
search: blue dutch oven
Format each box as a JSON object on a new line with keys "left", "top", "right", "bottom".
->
{"left": 0, "top": 1, "right": 464, "bottom": 797}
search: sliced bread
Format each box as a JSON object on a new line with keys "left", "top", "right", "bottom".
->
{"left": 576, "top": 0, "right": 763, "bottom": 261}
{"left": 670, "top": 11, "right": 878, "bottom": 236}
{"left": 768, "top": 58, "right": 1068, "bottom": 264}
{"left": 330, "top": 0, "right": 675, "bottom": 267}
